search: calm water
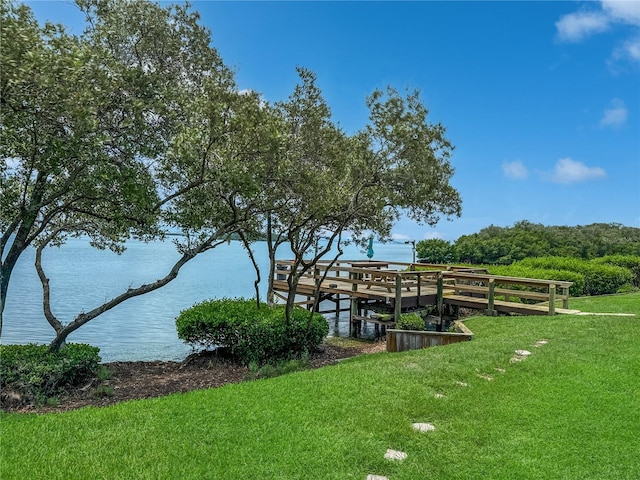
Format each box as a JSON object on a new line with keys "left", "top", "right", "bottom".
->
{"left": 2, "top": 238, "right": 413, "bottom": 362}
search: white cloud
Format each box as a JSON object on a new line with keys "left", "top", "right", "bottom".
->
{"left": 613, "top": 36, "right": 640, "bottom": 62}
{"left": 556, "top": 10, "right": 610, "bottom": 42}
{"left": 600, "top": 98, "right": 628, "bottom": 127}
{"left": 549, "top": 157, "right": 607, "bottom": 184}
{"left": 602, "top": 0, "right": 640, "bottom": 25}
{"left": 502, "top": 160, "right": 529, "bottom": 179}
{"left": 556, "top": 1, "right": 640, "bottom": 66}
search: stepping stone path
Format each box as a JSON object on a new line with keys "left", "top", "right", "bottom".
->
{"left": 368, "top": 340, "right": 556, "bottom": 478}
{"left": 384, "top": 449, "right": 408, "bottom": 461}
{"left": 412, "top": 422, "right": 436, "bottom": 432}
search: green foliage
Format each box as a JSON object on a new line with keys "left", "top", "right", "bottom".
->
{"left": 519, "top": 256, "right": 633, "bottom": 295}
{"left": 453, "top": 221, "right": 640, "bottom": 264}
{"left": 0, "top": 343, "right": 100, "bottom": 406}
{"left": 486, "top": 264, "right": 585, "bottom": 297}
{"left": 416, "top": 238, "right": 454, "bottom": 263}
{"left": 176, "top": 298, "right": 328, "bottom": 365}
{"left": 396, "top": 313, "right": 425, "bottom": 331}
{"left": 592, "top": 255, "right": 640, "bottom": 287}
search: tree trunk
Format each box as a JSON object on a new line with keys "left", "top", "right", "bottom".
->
{"left": 38, "top": 232, "right": 230, "bottom": 353}
{"left": 1, "top": 231, "right": 32, "bottom": 337}
{"left": 238, "top": 231, "right": 261, "bottom": 308}
{"left": 0, "top": 171, "right": 49, "bottom": 337}
{"left": 266, "top": 214, "right": 276, "bottom": 305}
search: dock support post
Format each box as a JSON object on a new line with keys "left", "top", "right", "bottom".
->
{"left": 394, "top": 274, "right": 402, "bottom": 324}
{"left": 436, "top": 273, "right": 444, "bottom": 330}
{"left": 350, "top": 272, "right": 358, "bottom": 337}
{"left": 549, "top": 284, "right": 556, "bottom": 315}
{"left": 486, "top": 278, "right": 496, "bottom": 316}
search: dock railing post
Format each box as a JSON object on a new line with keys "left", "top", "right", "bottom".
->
{"left": 561, "top": 286, "right": 569, "bottom": 309}
{"left": 487, "top": 278, "right": 496, "bottom": 316}
{"left": 549, "top": 284, "right": 556, "bottom": 315}
{"left": 394, "top": 273, "right": 402, "bottom": 324}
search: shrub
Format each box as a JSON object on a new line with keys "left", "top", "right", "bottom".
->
{"left": 176, "top": 298, "right": 329, "bottom": 365}
{"left": 0, "top": 343, "right": 101, "bottom": 406}
{"left": 519, "top": 256, "right": 633, "bottom": 296}
{"left": 486, "top": 264, "right": 585, "bottom": 297}
{"left": 592, "top": 255, "right": 640, "bottom": 287}
{"left": 397, "top": 313, "right": 425, "bottom": 331}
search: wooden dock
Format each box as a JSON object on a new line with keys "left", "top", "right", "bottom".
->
{"left": 272, "top": 260, "right": 575, "bottom": 336}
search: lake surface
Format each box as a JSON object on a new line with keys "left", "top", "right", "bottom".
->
{"left": 2, "top": 238, "right": 414, "bottom": 362}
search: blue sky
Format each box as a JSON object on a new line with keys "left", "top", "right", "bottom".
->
{"left": 28, "top": 1, "right": 640, "bottom": 241}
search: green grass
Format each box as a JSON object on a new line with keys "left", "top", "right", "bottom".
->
{"left": 2, "top": 293, "right": 639, "bottom": 479}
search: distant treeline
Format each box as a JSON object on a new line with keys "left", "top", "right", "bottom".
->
{"left": 417, "top": 221, "right": 640, "bottom": 265}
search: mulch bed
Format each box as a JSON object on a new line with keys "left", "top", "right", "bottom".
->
{"left": 3, "top": 341, "right": 385, "bottom": 414}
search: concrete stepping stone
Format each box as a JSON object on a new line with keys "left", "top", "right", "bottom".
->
{"left": 534, "top": 340, "right": 548, "bottom": 347}
{"left": 511, "top": 349, "right": 532, "bottom": 363}
{"left": 456, "top": 381, "right": 468, "bottom": 387}
{"left": 412, "top": 422, "right": 436, "bottom": 432}
{"left": 495, "top": 367, "right": 506, "bottom": 373}
{"left": 434, "top": 392, "right": 446, "bottom": 399}
{"left": 477, "top": 373, "right": 493, "bottom": 381}
{"left": 384, "top": 449, "right": 407, "bottom": 461}
{"left": 366, "top": 476, "right": 388, "bottom": 480}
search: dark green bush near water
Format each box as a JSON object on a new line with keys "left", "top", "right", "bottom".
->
{"left": 176, "top": 298, "right": 329, "bottom": 365}
{"left": 519, "top": 256, "right": 633, "bottom": 296}
{"left": 0, "top": 343, "right": 101, "bottom": 406}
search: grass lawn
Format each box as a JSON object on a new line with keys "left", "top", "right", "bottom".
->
{"left": 2, "top": 293, "right": 639, "bottom": 479}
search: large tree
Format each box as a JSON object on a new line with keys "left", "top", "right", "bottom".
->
{"left": 262, "top": 70, "right": 462, "bottom": 317}
{"left": 0, "top": 0, "right": 270, "bottom": 349}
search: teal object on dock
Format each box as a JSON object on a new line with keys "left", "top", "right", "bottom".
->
{"left": 366, "top": 237, "right": 374, "bottom": 259}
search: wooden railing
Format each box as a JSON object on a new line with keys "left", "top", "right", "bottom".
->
{"left": 273, "top": 260, "right": 574, "bottom": 319}
{"left": 440, "top": 271, "right": 573, "bottom": 315}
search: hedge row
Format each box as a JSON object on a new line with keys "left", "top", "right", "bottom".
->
{"left": 485, "top": 265, "right": 585, "bottom": 297}
{"left": 175, "top": 298, "right": 329, "bottom": 366}
{"left": 519, "top": 256, "right": 634, "bottom": 296}
{"left": 0, "top": 343, "right": 101, "bottom": 406}
{"left": 591, "top": 255, "right": 640, "bottom": 287}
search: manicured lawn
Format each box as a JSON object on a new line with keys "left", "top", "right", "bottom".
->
{"left": 2, "top": 293, "right": 639, "bottom": 479}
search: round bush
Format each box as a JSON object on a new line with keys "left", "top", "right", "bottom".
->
{"left": 176, "top": 298, "right": 329, "bottom": 365}
{"left": 397, "top": 313, "right": 425, "bottom": 331}
{"left": 0, "top": 343, "right": 101, "bottom": 406}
